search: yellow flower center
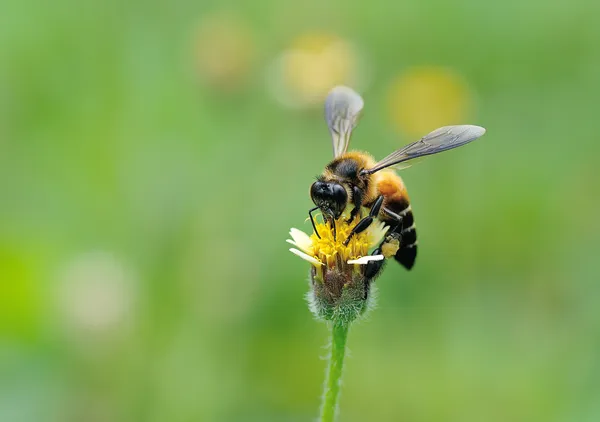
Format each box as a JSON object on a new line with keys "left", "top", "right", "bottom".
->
{"left": 309, "top": 218, "right": 374, "bottom": 268}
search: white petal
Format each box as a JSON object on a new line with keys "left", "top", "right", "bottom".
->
{"left": 347, "top": 255, "right": 384, "bottom": 265}
{"left": 289, "top": 248, "right": 323, "bottom": 267}
{"left": 289, "top": 228, "right": 313, "bottom": 253}
{"left": 367, "top": 221, "right": 389, "bottom": 246}
{"left": 286, "top": 239, "right": 299, "bottom": 248}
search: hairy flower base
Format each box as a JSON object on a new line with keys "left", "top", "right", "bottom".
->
{"left": 307, "top": 266, "right": 378, "bottom": 323}
{"left": 288, "top": 216, "right": 388, "bottom": 323}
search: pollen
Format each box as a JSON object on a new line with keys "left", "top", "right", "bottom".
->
{"left": 310, "top": 219, "right": 373, "bottom": 267}
{"left": 287, "top": 214, "right": 388, "bottom": 272}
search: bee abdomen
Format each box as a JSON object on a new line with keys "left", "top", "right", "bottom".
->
{"left": 386, "top": 198, "right": 418, "bottom": 270}
{"left": 373, "top": 171, "right": 418, "bottom": 270}
{"left": 396, "top": 224, "right": 417, "bottom": 270}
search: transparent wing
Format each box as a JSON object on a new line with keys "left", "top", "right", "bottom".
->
{"left": 363, "top": 125, "right": 486, "bottom": 175}
{"left": 324, "top": 86, "right": 364, "bottom": 158}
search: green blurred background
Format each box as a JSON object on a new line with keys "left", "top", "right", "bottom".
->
{"left": 2, "top": 0, "right": 600, "bottom": 421}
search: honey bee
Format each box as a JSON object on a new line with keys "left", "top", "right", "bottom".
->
{"left": 309, "top": 86, "right": 486, "bottom": 277}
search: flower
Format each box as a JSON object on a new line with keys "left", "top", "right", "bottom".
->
{"left": 287, "top": 216, "right": 390, "bottom": 322}
{"left": 287, "top": 218, "right": 387, "bottom": 270}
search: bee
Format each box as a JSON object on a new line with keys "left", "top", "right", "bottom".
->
{"left": 309, "top": 86, "right": 486, "bottom": 277}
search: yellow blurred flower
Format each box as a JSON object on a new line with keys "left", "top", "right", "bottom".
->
{"left": 269, "top": 32, "right": 363, "bottom": 108}
{"left": 192, "top": 13, "right": 255, "bottom": 89}
{"left": 387, "top": 67, "right": 472, "bottom": 137}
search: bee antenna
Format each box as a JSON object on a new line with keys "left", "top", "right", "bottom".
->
{"left": 308, "top": 206, "right": 321, "bottom": 239}
{"left": 331, "top": 218, "right": 337, "bottom": 241}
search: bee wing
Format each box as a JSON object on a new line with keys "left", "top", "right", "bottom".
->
{"left": 325, "top": 86, "right": 364, "bottom": 158}
{"left": 363, "top": 125, "right": 486, "bottom": 175}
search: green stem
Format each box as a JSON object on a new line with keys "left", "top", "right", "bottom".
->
{"left": 319, "top": 321, "right": 350, "bottom": 422}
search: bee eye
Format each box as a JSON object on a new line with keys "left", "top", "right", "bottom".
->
{"left": 331, "top": 184, "right": 348, "bottom": 203}
{"left": 310, "top": 181, "right": 326, "bottom": 199}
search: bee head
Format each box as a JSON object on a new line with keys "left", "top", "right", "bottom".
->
{"left": 310, "top": 180, "right": 348, "bottom": 220}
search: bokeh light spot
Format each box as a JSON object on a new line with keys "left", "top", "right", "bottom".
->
{"left": 268, "top": 32, "right": 364, "bottom": 108}
{"left": 192, "top": 13, "right": 255, "bottom": 90}
{"left": 387, "top": 67, "right": 473, "bottom": 137}
{"left": 57, "top": 251, "right": 136, "bottom": 338}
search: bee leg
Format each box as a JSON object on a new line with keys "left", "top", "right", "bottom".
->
{"left": 345, "top": 186, "right": 363, "bottom": 224}
{"left": 363, "top": 247, "right": 385, "bottom": 299}
{"left": 381, "top": 206, "right": 404, "bottom": 247}
{"left": 346, "top": 206, "right": 360, "bottom": 224}
{"left": 382, "top": 207, "right": 403, "bottom": 234}
{"left": 362, "top": 208, "right": 404, "bottom": 291}
{"left": 343, "top": 195, "right": 384, "bottom": 246}
{"left": 364, "top": 247, "right": 384, "bottom": 279}
{"left": 308, "top": 206, "right": 321, "bottom": 239}
{"left": 331, "top": 218, "right": 337, "bottom": 241}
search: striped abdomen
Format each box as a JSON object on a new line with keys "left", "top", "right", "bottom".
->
{"left": 373, "top": 171, "right": 418, "bottom": 270}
